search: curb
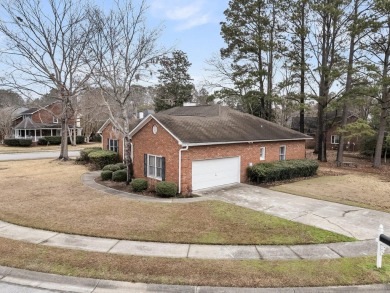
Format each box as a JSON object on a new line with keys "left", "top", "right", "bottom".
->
{"left": 1, "top": 266, "right": 389, "bottom": 293}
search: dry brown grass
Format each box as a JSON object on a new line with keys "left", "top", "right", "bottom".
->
{"left": 272, "top": 150, "right": 390, "bottom": 212}
{"left": 0, "top": 159, "right": 350, "bottom": 245}
{"left": 0, "top": 237, "right": 389, "bottom": 288}
{"left": 0, "top": 142, "right": 101, "bottom": 153}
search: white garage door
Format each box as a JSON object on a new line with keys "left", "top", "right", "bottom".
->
{"left": 192, "top": 157, "right": 240, "bottom": 191}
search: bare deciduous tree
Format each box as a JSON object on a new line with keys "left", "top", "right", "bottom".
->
{"left": 0, "top": 0, "right": 96, "bottom": 159}
{"left": 89, "top": 0, "right": 168, "bottom": 183}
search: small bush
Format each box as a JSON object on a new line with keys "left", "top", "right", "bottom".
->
{"left": 37, "top": 138, "right": 48, "bottom": 145}
{"left": 247, "top": 159, "right": 319, "bottom": 184}
{"left": 4, "top": 139, "right": 32, "bottom": 147}
{"left": 115, "top": 163, "right": 126, "bottom": 169}
{"left": 88, "top": 150, "right": 119, "bottom": 169}
{"left": 44, "top": 136, "right": 62, "bottom": 145}
{"left": 101, "top": 170, "right": 113, "bottom": 181}
{"left": 91, "top": 134, "right": 102, "bottom": 142}
{"left": 112, "top": 169, "right": 127, "bottom": 182}
{"left": 131, "top": 178, "right": 148, "bottom": 192}
{"left": 102, "top": 164, "right": 120, "bottom": 172}
{"left": 79, "top": 147, "right": 101, "bottom": 162}
{"left": 156, "top": 181, "right": 177, "bottom": 198}
{"left": 18, "top": 139, "right": 32, "bottom": 147}
{"left": 4, "top": 139, "right": 20, "bottom": 146}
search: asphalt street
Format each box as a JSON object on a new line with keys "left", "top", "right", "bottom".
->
{"left": 0, "top": 151, "right": 80, "bottom": 161}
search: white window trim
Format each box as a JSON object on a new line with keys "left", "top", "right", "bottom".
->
{"left": 147, "top": 154, "right": 163, "bottom": 180}
{"left": 108, "top": 139, "right": 119, "bottom": 153}
{"left": 279, "top": 145, "right": 286, "bottom": 161}
{"left": 53, "top": 117, "right": 58, "bottom": 123}
{"left": 331, "top": 135, "right": 340, "bottom": 144}
{"left": 260, "top": 147, "right": 266, "bottom": 161}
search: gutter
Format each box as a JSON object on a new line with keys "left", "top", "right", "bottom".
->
{"left": 178, "top": 145, "right": 189, "bottom": 194}
{"left": 183, "top": 138, "right": 312, "bottom": 147}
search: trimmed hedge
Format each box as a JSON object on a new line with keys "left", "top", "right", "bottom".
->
{"left": 44, "top": 136, "right": 62, "bottom": 145}
{"left": 115, "top": 163, "right": 126, "bottom": 170}
{"left": 79, "top": 147, "right": 101, "bottom": 162}
{"left": 101, "top": 170, "right": 113, "bottom": 181}
{"left": 155, "top": 181, "right": 177, "bottom": 198}
{"left": 38, "top": 136, "right": 85, "bottom": 145}
{"left": 4, "top": 139, "right": 32, "bottom": 147}
{"left": 247, "top": 159, "right": 319, "bottom": 184}
{"left": 112, "top": 169, "right": 127, "bottom": 182}
{"left": 131, "top": 178, "right": 148, "bottom": 192}
{"left": 88, "top": 150, "right": 119, "bottom": 169}
{"left": 102, "top": 164, "right": 121, "bottom": 172}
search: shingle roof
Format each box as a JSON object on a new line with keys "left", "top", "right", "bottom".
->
{"left": 14, "top": 117, "right": 39, "bottom": 129}
{"left": 153, "top": 105, "right": 311, "bottom": 144}
{"left": 20, "top": 108, "right": 39, "bottom": 115}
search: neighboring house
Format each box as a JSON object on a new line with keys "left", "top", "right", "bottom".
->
{"left": 291, "top": 112, "right": 359, "bottom": 151}
{"left": 100, "top": 105, "right": 311, "bottom": 194}
{"left": 11, "top": 102, "right": 82, "bottom": 142}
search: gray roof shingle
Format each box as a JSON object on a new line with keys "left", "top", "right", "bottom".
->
{"left": 154, "top": 105, "right": 311, "bottom": 144}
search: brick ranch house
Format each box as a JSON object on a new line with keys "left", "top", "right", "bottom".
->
{"left": 99, "top": 105, "right": 311, "bottom": 194}
{"left": 11, "top": 101, "right": 82, "bottom": 142}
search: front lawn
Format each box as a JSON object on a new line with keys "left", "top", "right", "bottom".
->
{"left": 0, "top": 237, "right": 389, "bottom": 288}
{"left": 271, "top": 173, "right": 390, "bottom": 213}
{"left": 0, "top": 159, "right": 352, "bottom": 245}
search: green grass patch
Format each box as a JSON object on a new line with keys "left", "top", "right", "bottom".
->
{"left": 0, "top": 237, "right": 389, "bottom": 288}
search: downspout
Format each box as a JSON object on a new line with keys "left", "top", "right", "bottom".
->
{"left": 122, "top": 137, "right": 125, "bottom": 162}
{"left": 178, "top": 145, "right": 189, "bottom": 194}
{"left": 130, "top": 141, "right": 134, "bottom": 162}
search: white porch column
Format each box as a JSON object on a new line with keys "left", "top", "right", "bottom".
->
{"left": 34, "top": 130, "right": 36, "bottom": 142}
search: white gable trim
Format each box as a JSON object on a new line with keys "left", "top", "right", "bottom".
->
{"left": 128, "top": 114, "right": 183, "bottom": 145}
{"left": 97, "top": 119, "right": 112, "bottom": 134}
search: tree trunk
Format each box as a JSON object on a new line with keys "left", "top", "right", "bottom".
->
{"left": 299, "top": 0, "right": 306, "bottom": 134}
{"left": 337, "top": 0, "right": 358, "bottom": 166}
{"left": 59, "top": 117, "right": 69, "bottom": 160}
{"left": 373, "top": 20, "right": 390, "bottom": 168}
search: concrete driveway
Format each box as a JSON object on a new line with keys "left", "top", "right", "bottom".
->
{"left": 198, "top": 184, "right": 390, "bottom": 240}
{"left": 0, "top": 151, "right": 80, "bottom": 161}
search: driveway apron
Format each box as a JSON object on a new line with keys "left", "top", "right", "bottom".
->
{"left": 197, "top": 183, "right": 390, "bottom": 240}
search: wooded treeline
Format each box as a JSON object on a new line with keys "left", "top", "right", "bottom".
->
{"left": 209, "top": 0, "right": 389, "bottom": 167}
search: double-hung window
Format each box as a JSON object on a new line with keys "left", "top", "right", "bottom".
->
{"left": 331, "top": 135, "right": 340, "bottom": 144}
{"left": 260, "top": 147, "right": 266, "bottom": 161}
{"left": 147, "top": 154, "right": 163, "bottom": 180}
{"left": 279, "top": 146, "right": 286, "bottom": 161}
{"left": 108, "top": 139, "right": 119, "bottom": 153}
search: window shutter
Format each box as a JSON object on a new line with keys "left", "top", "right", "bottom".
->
{"left": 161, "top": 157, "right": 166, "bottom": 181}
{"left": 144, "top": 154, "right": 147, "bottom": 177}
{"left": 107, "top": 138, "right": 109, "bottom": 150}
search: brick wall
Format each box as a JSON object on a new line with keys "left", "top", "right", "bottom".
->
{"left": 131, "top": 117, "right": 307, "bottom": 195}
{"left": 31, "top": 102, "right": 76, "bottom": 125}
{"left": 101, "top": 122, "right": 124, "bottom": 160}
{"left": 132, "top": 119, "right": 181, "bottom": 190}
{"left": 180, "top": 141, "right": 306, "bottom": 194}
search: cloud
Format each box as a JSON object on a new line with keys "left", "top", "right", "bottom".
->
{"left": 151, "top": 0, "right": 211, "bottom": 30}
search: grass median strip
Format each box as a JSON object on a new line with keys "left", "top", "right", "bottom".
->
{"left": 0, "top": 237, "right": 389, "bottom": 288}
{"left": 0, "top": 159, "right": 352, "bottom": 245}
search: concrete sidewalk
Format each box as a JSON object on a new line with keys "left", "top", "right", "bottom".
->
{"left": 0, "top": 220, "right": 384, "bottom": 260}
{"left": 1, "top": 265, "right": 390, "bottom": 293}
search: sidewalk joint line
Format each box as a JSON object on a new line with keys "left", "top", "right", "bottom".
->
{"left": 107, "top": 239, "right": 121, "bottom": 253}
{"left": 37, "top": 232, "right": 59, "bottom": 244}
{"left": 287, "top": 246, "right": 303, "bottom": 260}
{"left": 254, "top": 245, "right": 263, "bottom": 260}
{"left": 187, "top": 244, "right": 191, "bottom": 258}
